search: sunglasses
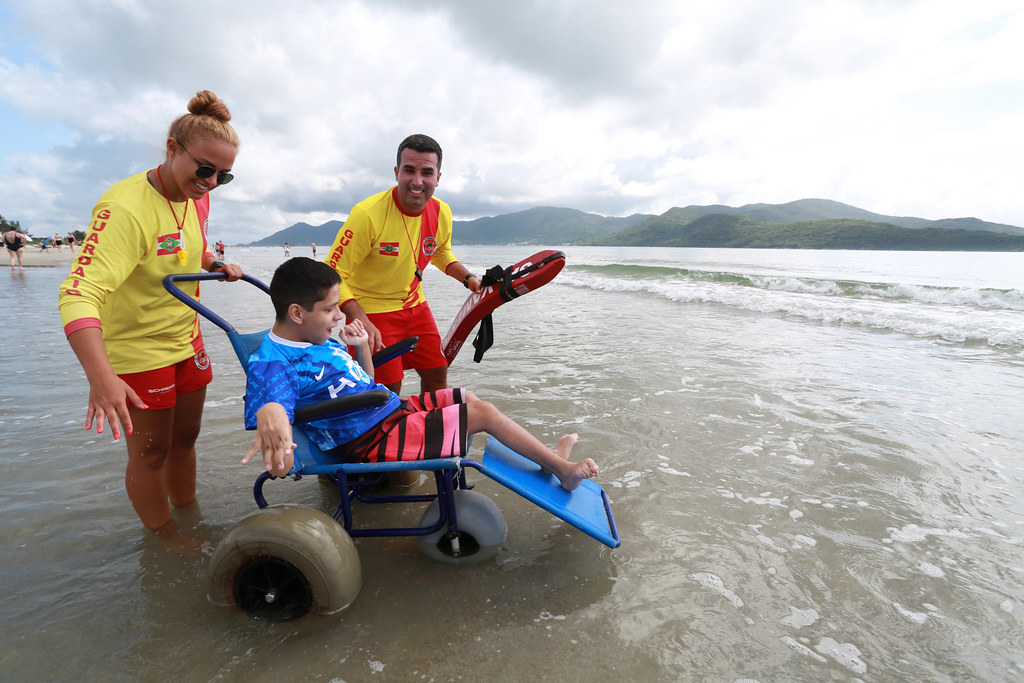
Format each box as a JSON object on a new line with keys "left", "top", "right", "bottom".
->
{"left": 176, "top": 140, "right": 235, "bottom": 185}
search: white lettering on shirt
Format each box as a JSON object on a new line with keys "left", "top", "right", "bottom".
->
{"left": 327, "top": 377, "right": 357, "bottom": 399}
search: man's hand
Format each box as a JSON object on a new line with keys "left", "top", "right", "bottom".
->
{"left": 218, "top": 263, "right": 244, "bottom": 282}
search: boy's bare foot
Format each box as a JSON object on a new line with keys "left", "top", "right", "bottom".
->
{"left": 542, "top": 433, "right": 579, "bottom": 475}
{"left": 555, "top": 458, "right": 599, "bottom": 492}
{"left": 555, "top": 433, "right": 578, "bottom": 459}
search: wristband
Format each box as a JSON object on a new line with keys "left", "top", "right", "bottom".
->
{"left": 208, "top": 260, "right": 226, "bottom": 272}
{"left": 463, "top": 273, "right": 476, "bottom": 288}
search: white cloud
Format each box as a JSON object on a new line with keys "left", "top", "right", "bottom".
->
{"left": 1, "top": 0, "right": 1023, "bottom": 243}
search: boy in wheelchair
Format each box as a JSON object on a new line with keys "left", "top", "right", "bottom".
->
{"left": 242, "top": 257, "right": 599, "bottom": 492}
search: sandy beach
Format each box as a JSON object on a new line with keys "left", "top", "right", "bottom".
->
{"left": 6, "top": 244, "right": 76, "bottom": 269}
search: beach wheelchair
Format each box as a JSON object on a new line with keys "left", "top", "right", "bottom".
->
{"left": 165, "top": 273, "right": 620, "bottom": 622}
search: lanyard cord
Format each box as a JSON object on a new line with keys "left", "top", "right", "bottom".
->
{"left": 399, "top": 210, "right": 423, "bottom": 282}
{"left": 155, "top": 166, "right": 189, "bottom": 243}
{"left": 155, "top": 165, "right": 190, "bottom": 264}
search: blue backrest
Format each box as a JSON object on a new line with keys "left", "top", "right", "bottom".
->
{"left": 228, "top": 329, "right": 271, "bottom": 369}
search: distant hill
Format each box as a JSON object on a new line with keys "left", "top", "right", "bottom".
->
{"left": 451, "top": 206, "right": 652, "bottom": 245}
{"left": 590, "top": 213, "right": 1024, "bottom": 251}
{"left": 249, "top": 198, "right": 1024, "bottom": 250}
{"left": 247, "top": 207, "right": 650, "bottom": 247}
{"left": 629, "top": 198, "right": 1024, "bottom": 236}
{"left": 248, "top": 221, "right": 346, "bottom": 247}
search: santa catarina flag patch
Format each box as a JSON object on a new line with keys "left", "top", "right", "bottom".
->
{"left": 379, "top": 242, "right": 400, "bottom": 256}
{"left": 157, "top": 233, "right": 183, "bottom": 255}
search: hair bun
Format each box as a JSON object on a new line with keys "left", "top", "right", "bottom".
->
{"left": 187, "top": 89, "right": 232, "bottom": 123}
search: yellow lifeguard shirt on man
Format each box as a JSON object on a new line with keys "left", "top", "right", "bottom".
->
{"left": 326, "top": 186, "right": 457, "bottom": 314}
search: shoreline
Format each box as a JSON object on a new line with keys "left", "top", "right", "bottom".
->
{"left": 5, "top": 245, "right": 76, "bottom": 268}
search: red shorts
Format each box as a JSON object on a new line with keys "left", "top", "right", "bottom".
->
{"left": 363, "top": 303, "right": 446, "bottom": 386}
{"left": 342, "top": 388, "right": 468, "bottom": 463}
{"left": 118, "top": 350, "right": 213, "bottom": 410}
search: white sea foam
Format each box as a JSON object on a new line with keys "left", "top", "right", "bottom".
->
{"left": 885, "top": 524, "right": 970, "bottom": 543}
{"left": 781, "top": 636, "right": 828, "bottom": 663}
{"left": 792, "top": 534, "right": 817, "bottom": 548}
{"left": 893, "top": 602, "right": 929, "bottom": 624}
{"left": 688, "top": 572, "right": 744, "bottom": 608}
{"left": 560, "top": 269, "right": 1024, "bottom": 350}
{"left": 815, "top": 637, "right": 868, "bottom": 674}
{"left": 779, "top": 606, "right": 820, "bottom": 628}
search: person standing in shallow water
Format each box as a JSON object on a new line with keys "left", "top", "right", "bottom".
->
{"left": 326, "top": 134, "right": 482, "bottom": 396}
{"left": 58, "top": 90, "right": 244, "bottom": 551}
{"left": 4, "top": 227, "right": 31, "bottom": 270}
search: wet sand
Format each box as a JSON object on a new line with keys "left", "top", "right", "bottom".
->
{"left": 6, "top": 244, "right": 76, "bottom": 268}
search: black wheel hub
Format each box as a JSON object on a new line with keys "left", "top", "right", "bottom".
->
{"left": 436, "top": 531, "right": 481, "bottom": 558}
{"left": 234, "top": 557, "right": 313, "bottom": 621}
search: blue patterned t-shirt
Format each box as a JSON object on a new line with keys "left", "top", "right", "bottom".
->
{"left": 244, "top": 332, "right": 402, "bottom": 450}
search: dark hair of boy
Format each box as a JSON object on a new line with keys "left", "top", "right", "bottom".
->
{"left": 269, "top": 257, "right": 341, "bottom": 320}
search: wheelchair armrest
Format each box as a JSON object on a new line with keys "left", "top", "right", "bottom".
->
{"left": 293, "top": 389, "right": 393, "bottom": 423}
{"left": 371, "top": 336, "right": 419, "bottom": 367}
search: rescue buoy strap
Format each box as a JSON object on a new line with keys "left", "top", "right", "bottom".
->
{"left": 480, "top": 250, "right": 565, "bottom": 303}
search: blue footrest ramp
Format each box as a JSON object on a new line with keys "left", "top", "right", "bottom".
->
{"left": 476, "top": 437, "right": 620, "bottom": 548}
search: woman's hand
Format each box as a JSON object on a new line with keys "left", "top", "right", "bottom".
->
{"left": 85, "top": 372, "right": 148, "bottom": 441}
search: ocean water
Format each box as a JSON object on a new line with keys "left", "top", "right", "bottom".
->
{"left": 1, "top": 245, "right": 1022, "bottom": 681}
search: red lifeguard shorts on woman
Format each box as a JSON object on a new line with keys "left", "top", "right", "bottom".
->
{"left": 363, "top": 302, "right": 447, "bottom": 386}
{"left": 118, "top": 350, "right": 213, "bottom": 410}
{"left": 342, "top": 388, "right": 469, "bottom": 463}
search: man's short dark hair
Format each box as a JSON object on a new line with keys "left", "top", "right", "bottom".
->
{"left": 270, "top": 257, "right": 341, "bottom": 320}
{"left": 397, "top": 133, "right": 442, "bottom": 170}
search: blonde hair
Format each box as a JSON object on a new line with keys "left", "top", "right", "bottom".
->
{"left": 167, "top": 90, "right": 239, "bottom": 151}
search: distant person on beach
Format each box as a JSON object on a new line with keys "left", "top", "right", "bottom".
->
{"left": 326, "top": 134, "right": 482, "bottom": 395}
{"left": 242, "top": 258, "right": 599, "bottom": 491}
{"left": 311, "top": 242, "right": 316, "bottom": 258}
{"left": 66, "top": 233, "right": 77, "bottom": 251}
{"left": 58, "top": 89, "right": 244, "bottom": 551}
{"left": 4, "top": 227, "right": 31, "bottom": 270}
{"left": 215, "top": 240, "right": 225, "bottom": 260}
{"left": 284, "top": 242, "right": 291, "bottom": 257}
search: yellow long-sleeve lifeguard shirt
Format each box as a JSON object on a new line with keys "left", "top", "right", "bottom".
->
{"left": 58, "top": 171, "right": 214, "bottom": 374}
{"left": 326, "top": 187, "right": 458, "bottom": 314}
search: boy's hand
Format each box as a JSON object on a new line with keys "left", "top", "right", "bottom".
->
{"left": 242, "top": 403, "right": 296, "bottom": 477}
{"left": 339, "top": 319, "right": 370, "bottom": 346}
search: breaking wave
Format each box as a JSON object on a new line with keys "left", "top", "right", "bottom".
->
{"left": 560, "top": 262, "right": 1024, "bottom": 350}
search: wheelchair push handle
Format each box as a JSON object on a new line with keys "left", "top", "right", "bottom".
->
{"left": 162, "top": 272, "right": 271, "bottom": 335}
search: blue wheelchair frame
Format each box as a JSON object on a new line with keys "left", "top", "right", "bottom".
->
{"left": 164, "top": 272, "right": 620, "bottom": 551}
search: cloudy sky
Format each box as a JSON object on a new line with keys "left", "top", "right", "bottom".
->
{"left": 2, "top": 0, "right": 1022, "bottom": 244}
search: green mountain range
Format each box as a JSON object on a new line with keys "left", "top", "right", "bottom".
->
{"left": 248, "top": 198, "right": 1024, "bottom": 251}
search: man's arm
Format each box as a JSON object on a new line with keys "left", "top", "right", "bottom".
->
{"left": 329, "top": 206, "right": 388, "bottom": 352}
{"left": 444, "top": 262, "right": 483, "bottom": 294}
{"left": 433, "top": 201, "right": 482, "bottom": 293}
